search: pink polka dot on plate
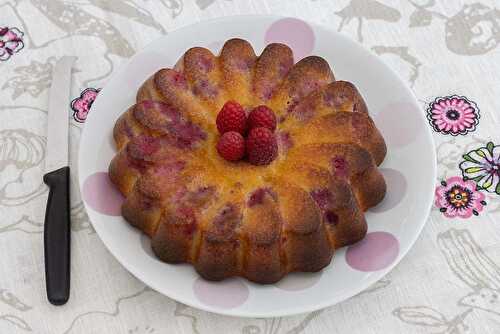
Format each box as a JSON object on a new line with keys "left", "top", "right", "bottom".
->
{"left": 193, "top": 277, "right": 249, "bottom": 309}
{"left": 346, "top": 232, "right": 399, "bottom": 272}
{"left": 82, "top": 172, "right": 124, "bottom": 216}
{"left": 374, "top": 102, "right": 422, "bottom": 148}
{"left": 265, "top": 18, "right": 315, "bottom": 61}
{"left": 370, "top": 168, "right": 407, "bottom": 213}
{"left": 275, "top": 271, "right": 322, "bottom": 291}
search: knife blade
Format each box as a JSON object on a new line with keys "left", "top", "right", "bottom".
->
{"left": 43, "top": 56, "right": 76, "bottom": 306}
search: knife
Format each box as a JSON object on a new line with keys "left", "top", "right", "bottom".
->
{"left": 43, "top": 56, "right": 76, "bottom": 306}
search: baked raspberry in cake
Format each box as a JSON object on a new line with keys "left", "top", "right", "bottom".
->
{"left": 109, "top": 38, "right": 387, "bottom": 284}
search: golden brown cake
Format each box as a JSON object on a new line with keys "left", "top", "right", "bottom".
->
{"left": 109, "top": 38, "right": 387, "bottom": 284}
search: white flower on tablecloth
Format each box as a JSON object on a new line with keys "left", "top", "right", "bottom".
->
{"left": 460, "top": 142, "right": 500, "bottom": 195}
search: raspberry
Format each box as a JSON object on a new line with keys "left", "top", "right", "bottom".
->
{"left": 248, "top": 105, "right": 277, "bottom": 132}
{"left": 246, "top": 127, "right": 278, "bottom": 165}
{"left": 217, "top": 131, "right": 245, "bottom": 161}
{"left": 216, "top": 101, "right": 247, "bottom": 135}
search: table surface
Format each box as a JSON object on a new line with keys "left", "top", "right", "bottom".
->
{"left": 1, "top": 0, "right": 500, "bottom": 333}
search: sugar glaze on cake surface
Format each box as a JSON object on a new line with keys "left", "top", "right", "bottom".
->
{"left": 109, "top": 38, "right": 387, "bottom": 284}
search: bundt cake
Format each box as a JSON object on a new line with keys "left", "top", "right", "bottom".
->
{"left": 109, "top": 38, "right": 387, "bottom": 284}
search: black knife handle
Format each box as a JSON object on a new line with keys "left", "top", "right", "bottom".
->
{"left": 43, "top": 166, "right": 71, "bottom": 306}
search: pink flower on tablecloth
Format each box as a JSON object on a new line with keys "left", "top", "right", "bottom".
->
{"left": 71, "top": 88, "right": 101, "bottom": 123}
{"left": 426, "top": 95, "right": 479, "bottom": 136}
{"left": 435, "top": 176, "right": 486, "bottom": 218}
{"left": 0, "top": 27, "right": 24, "bottom": 61}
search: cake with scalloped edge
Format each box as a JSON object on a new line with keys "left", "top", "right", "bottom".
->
{"left": 109, "top": 38, "right": 387, "bottom": 284}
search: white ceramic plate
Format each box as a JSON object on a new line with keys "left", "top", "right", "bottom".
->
{"left": 78, "top": 15, "right": 436, "bottom": 318}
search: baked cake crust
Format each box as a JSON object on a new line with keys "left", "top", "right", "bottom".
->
{"left": 109, "top": 38, "right": 387, "bottom": 284}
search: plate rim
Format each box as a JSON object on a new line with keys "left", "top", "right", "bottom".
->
{"left": 78, "top": 14, "right": 437, "bottom": 318}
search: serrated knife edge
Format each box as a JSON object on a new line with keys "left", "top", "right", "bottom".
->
{"left": 45, "top": 56, "right": 77, "bottom": 173}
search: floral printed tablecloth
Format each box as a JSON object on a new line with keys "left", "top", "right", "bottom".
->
{"left": 1, "top": 0, "right": 500, "bottom": 333}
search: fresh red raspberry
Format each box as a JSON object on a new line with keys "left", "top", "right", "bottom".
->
{"left": 217, "top": 131, "right": 245, "bottom": 161}
{"left": 216, "top": 101, "right": 247, "bottom": 135}
{"left": 246, "top": 127, "right": 278, "bottom": 165}
{"left": 248, "top": 105, "right": 277, "bottom": 132}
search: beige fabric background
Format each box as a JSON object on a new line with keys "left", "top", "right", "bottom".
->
{"left": 1, "top": 0, "right": 500, "bottom": 333}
